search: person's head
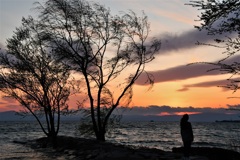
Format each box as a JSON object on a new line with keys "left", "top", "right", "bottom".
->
{"left": 182, "top": 114, "right": 189, "bottom": 121}
{"left": 180, "top": 114, "right": 189, "bottom": 126}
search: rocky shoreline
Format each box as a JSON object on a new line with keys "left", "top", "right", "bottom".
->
{"left": 15, "top": 136, "right": 240, "bottom": 160}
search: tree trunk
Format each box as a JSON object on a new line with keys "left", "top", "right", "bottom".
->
{"left": 96, "top": 127, "right": 106, "bottom": 141}
{"left": 96, "top": 132, "right": 105, "bottom": 141}
{"left": 48, "top": 132, "right": 58, "bottom": 148}
{"left": 48, "top": 115, "right": 58, "bottom": 148}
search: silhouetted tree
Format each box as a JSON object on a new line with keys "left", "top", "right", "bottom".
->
{"left": 36, "top": 0, "right": 161, "bottom": 141}
{"left": 0, "top": 16, "right": 72, "bottom": 143}
{"left": 189, "top": 0, "right": 240, "bottom": 34}
{"left": 189, "top": 0, "right": 240, "bottom": 110}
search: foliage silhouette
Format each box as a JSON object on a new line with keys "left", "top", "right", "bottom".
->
{"left": 35, "top": 0, "right": 161, "bottom": 141}
{"left": 0, "top": 16, "right": 74, "bottom": 144}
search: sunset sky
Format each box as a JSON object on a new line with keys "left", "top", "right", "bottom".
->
{"left": 0, "top": 0, "right": 239, "bottom": 112}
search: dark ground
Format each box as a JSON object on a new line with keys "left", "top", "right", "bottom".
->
{"left": 17, "top": 136, "right": 240, "bottom": 160}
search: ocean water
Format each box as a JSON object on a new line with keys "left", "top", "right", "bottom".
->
{"left": 108, "top": 122, "right": 240, "bottom": 152}
{"left": 0, "top": 121, "right": 240, "bottom": 159}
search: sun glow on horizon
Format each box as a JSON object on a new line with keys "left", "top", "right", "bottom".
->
{"left": 143, "top": 111, "right": 202, "bottom": 117}
{"left": 162, "top": 111, "right": 202, "bottom": 116}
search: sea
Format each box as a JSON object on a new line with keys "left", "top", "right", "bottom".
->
{"left": 0, "top": 121, "right": 240, "bottom": 159}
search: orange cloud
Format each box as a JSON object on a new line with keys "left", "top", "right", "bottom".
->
{"left": 158, "top": 112, "right": 172, "bottom": 116}
{"left": 173, "top": 112, "right": 202, "bottom": 116}
{"left": 156, "top": 111, "right": 201, "bottom": 116}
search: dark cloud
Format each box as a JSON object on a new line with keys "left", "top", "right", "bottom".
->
{"left": 120, "top": 105, "right": 230, "bottom": 115}
{"left": 157, "top": 29, "right": 235, "bottom": 55}
{"left": 136, "top": 63, "right": 219, "bottom": 85}
{"left": 117, "top": 105, "right": 240, "bottom": 122}
{"left": 227, "top": 104, "right": 240, "bottom": 110}
{"left": 136, "top": 55, "right": 240, "bottom": 85}
{"left": 177, "top": 79, "right": 230, "bottom": 92}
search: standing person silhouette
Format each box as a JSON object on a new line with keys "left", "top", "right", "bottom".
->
{"left": 180, "top": 114, "right": 194, "bottom": 160}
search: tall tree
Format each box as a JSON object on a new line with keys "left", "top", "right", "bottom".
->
{"left": 189, "top": 0, "right": 240, "bottom": 107}
{"left": 0, "top": 16, "right": 72, "bottom": 143}
{"left": 36, "top": 0, "right": 161, "bottom": 141}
